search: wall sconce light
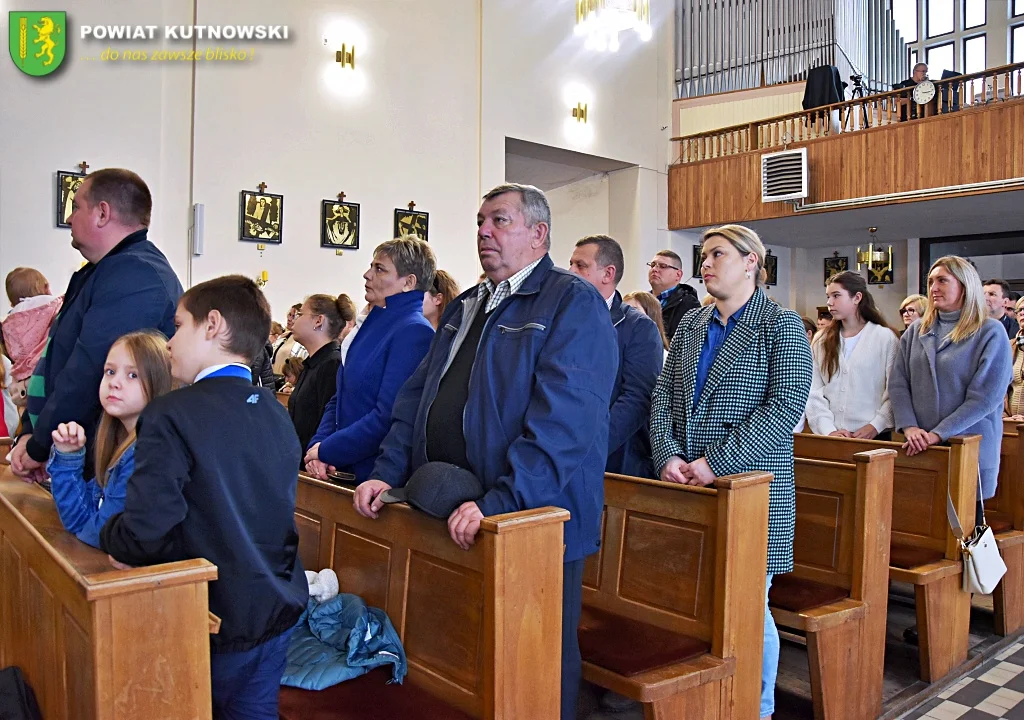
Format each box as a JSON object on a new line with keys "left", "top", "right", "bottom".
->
{"left": 256, "top": 270, "right": 269, "bottom": 288}
{"left": 572, "top": 103, "right": 588, "bottom": 123}
{"left": 336, "top": 43, "right": 355, "bottom": 69}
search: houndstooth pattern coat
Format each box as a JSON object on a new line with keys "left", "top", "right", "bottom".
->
{"left": 649, "top": 288, "right": 812, "bottom": 575}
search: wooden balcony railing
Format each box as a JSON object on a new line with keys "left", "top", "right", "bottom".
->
{"left": 671, "top": 62, "right": 1024, "bottom": 164}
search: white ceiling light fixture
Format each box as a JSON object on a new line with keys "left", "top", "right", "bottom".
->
{"left": 575, "top": 0, "right": 652, "bottom": 52}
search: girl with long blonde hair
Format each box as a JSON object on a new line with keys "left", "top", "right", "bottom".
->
{"left": 45, "top": 331, "right": 173, "bottom": 547}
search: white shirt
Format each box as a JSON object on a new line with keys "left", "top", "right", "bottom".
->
{"left": 842, "top": 330, "right": 862, "bottom": 359}
{"left": 805, "top": 322, "right": 898, "bottom": 435}
{"left": 340, "top": 307, "right": 370, "bottom": 364}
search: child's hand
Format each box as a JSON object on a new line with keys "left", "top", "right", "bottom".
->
{"left": 51, "top": 422, "right": 86, "bottom": 454}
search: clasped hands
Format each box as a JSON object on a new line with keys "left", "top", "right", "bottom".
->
{"left": 352, "top": 479, "right": 484, "bottom": 551}
{"left": 827, "top": 423, "right": 879, "bottom": 440}
{"left": 901, "top": 426, "right": 941, "bottom": 456}
{"left": 660, "top": 456, "right": 716, "bottom": 486}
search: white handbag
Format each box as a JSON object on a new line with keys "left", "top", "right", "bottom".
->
{"left": 947, "top": 479, "right": 1006, "bottom": 595}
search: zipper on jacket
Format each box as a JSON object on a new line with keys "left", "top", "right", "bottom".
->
{"left": 496, "top": 322, "right": 546, "bottom": 334}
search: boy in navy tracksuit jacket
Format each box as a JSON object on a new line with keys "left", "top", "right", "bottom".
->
{"left": 101, "top": 275, "right": 308, "bottom": 720}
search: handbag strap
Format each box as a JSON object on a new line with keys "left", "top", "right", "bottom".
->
{"left": 946, "top": 470, "right": 985, "bottom": 543}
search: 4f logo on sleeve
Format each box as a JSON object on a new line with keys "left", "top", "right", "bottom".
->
{"left": 246, "top": 394, "right": 260, "bottom": 405}
{"left": 9, "top": 11, "right": 66, "bottom": 76}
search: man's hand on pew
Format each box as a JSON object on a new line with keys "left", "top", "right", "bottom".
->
{"left": 829, "top": 430, "right": 854, "bottom": 438}
{"left": 9, "top": 435, "right": 47, "bottom": 483}
{"left": 353, "top": 479, "right": 393, "bottom": 519}
{"left": 448, "top": 501, "right": 484, "bottom": 550}
{"left": 902, "top": 426, "right": 941, "bottom": 456}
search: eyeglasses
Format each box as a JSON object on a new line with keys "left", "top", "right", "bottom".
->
{"left": 900, "top": 307, "right": 917, "bottom": 315}
{"left": 646, "top": 261, "right": 681, "bottom": 272}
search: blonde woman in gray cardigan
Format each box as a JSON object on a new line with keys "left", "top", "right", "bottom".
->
{"left": 650, "top": 225, "right": 811, "bottom": 720}
{"left": 888, "top": 256, "right": 1013, "bottom": 505}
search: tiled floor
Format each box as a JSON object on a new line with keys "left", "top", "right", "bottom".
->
{"left": 900, "top": 644, "right": 1024, "bottom": 719}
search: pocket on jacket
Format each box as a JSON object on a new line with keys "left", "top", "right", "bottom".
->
{"left": 496, "top": 322, "right": 547, "bottom": 336}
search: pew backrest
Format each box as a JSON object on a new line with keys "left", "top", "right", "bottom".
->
{"left": 791, "top": 449, "right": 896, "bottom": 596}
{"left": 294, "top": 474, "right": 568, "bottom": 720}
{"left": 987, "top": 423, "right": 1023, "bottom": 530}
{"left": 793, "top": 434, "right": 980, "bottom": 562}
{"left": 585, "top": 471, "right": 772, "bottom": 717}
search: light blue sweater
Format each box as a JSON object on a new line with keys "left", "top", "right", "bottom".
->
{"left": 45, "top": 443, "right": 134, "bottom": 548}
{"left": 889, "top": 311, "right": 1013, "bottom": 498}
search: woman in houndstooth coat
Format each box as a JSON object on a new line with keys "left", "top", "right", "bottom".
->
{"left": 649, "top": 224, "right": 812, "bottom": 720}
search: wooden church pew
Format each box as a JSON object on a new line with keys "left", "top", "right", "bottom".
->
{"left": 275, "top": 390, "right": 290, "bottom": 408}
{"left": 580, "top": 471, "right": 772, "bottom": 720}
{"left": 769, "top": 449, "right": 896, "bottom": 719}
{"left": 793, "top": 433, "right": 980, "bottom": 683}
{"left": 0, "top": 466, "right": 218, "bottom": 720}
{"left": 280, "top": 474, "right": 568, "bottom": 720}
{"left": 986, "top": 422, "right": 1024, "bottom": 635}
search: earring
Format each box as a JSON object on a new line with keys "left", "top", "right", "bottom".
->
{"left": 745, "top": 270, "right": 752, "bottom": 279}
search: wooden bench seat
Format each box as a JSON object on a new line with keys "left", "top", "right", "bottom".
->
{"left": 582, "top": 471, "right": 772, "bottom": 719}
{"left": 768, "top": 449, "right": 896, "bottom": 719}
{"left": 794, "top": 434, "right": 980, "bottom": 684}
{"left": 986, "top": 422, "right": 1024, "bottom": 635}
{"left": 280, "top": 667, "right": 475, "bottom": 720}
{"left": 280, "top": 474, "right": 568, "bottom": 720}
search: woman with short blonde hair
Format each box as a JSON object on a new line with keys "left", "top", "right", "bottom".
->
{"left": 898, "top": 294, "right": 927, "bottom": 331}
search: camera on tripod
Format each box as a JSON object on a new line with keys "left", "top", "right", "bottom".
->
{"left": 850, "top": 74, "right": 864, "bottom": 86}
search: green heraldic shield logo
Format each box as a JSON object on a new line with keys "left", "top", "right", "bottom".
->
{"left": 9, "top": 11, "right": 66, "bottom": 76}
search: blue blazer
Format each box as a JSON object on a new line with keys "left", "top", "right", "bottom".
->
{"left": 372, "top": 256, "right": 618, "bottom": 563}
{"left": 311, "top": 290, "right": 434, "bottom": 481}
{"left": 606, "top": 293, "right": 663, "bottom": 479}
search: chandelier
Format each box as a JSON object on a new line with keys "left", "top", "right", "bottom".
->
{"left": 575, "top": 0, "right": 652, "bottom": 52}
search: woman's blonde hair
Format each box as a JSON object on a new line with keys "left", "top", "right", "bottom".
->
{"left": 701, "top": 224, "right": 768, "bottom": 286}
{"left": 623, "top": 291, "right": 670, "bottom": 350}
{"left": 899, "top": 294, "right": 927, "bottom": 316}
{"left": 919, "top": 256, "right": 987, "bottom": 343}
{"left": 93, "top": 332, "right": 173, "bottom": 487}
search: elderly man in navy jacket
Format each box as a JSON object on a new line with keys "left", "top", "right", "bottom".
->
{"left": 569, "top": 235, "right": 663, "bottom": 479}
{"left": 354, "top": 183, "right": 618, "bottom": 720}
{"left": 9, "top": 169, "right": 181, "bottom": 482}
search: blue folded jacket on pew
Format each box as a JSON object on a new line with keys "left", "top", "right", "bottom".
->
{"left": 281, "top": 593, "right": 407, "bottom": 691}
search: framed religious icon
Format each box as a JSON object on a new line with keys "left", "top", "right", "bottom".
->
{"left": 394, "top": 208, "right": 429, "bottom": 241}
{"left": 56, "top": 170, "right": 86, "bottom": 228}
{"left": 824, "top": 252, "right": 848, "bottom": 285}
{"left": 321, "top": 199, "right": 360, "bottom": 249}
{"left": 764, "top": 250, "right": 778, "bottom": 286}
{"left": 692, "top": 245, "right": 703, "bottom": 283}
{"left": 239, "top": 190, "right": 284, "bottom": 243}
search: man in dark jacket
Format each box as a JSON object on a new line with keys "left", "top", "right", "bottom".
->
{"left": 352, "top": 183, "right": 618, "bottom": 720}
{"left": 10, "top": 169, "right": 181, "bottom": 481}
{"left": 648, "top": 249, "right": 700, "bottom": 341}
{"left": 569, "top": 235, "right": 663, "bottom": 479}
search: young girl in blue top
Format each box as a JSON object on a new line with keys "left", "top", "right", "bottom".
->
{"left": 46, "top": 331, "right": 172, "bottom": 547}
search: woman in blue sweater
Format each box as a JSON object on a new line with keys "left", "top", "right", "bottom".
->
{"left": 305, "top": 236, "right": 436, "bottom": 482}
{"left": 45, "top": 331, "right": 173, "bottom": 547}
{"left": 889, "top": 256, "right": 1013, "bottom": 506}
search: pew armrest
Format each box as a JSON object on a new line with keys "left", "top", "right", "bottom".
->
{"left": 208, "top": 611, "right": 221, "bottom": 635}
{"left": 890, "top": 559, "right": 961, "bottom": 585}
{"left": 771, "top": 599, "right": 866, "bottom": 632}
{"left": 582, "top": 654, "right": 734, "bottom": 703}
{"left": 996, "top": 530, "right": 1024, "bottom": 549}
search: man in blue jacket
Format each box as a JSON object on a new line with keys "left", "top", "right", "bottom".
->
{"left": 569, "top": 235, "right": 663, "bottom": 479}
{"left": 353, "top": 183, "right": 618, "bottom": 720}
{"left": 10, "top": 169, "right": 181, "bottom": 482}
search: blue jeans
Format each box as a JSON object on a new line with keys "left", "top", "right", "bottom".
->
{"left": 762, "top": 574, "right": 779, "bottom": 718}
{"left": 210, "top": 629, "right": 292, "bottom": 720}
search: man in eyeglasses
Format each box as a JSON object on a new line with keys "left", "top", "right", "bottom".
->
{"left": 647, "top": 250, "right": 699, "bottom": 341}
